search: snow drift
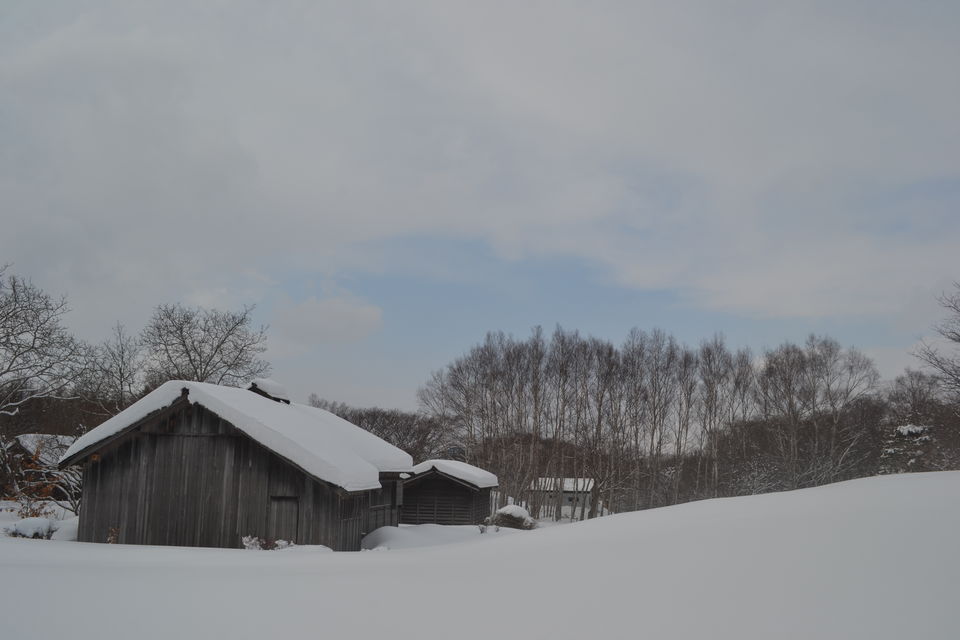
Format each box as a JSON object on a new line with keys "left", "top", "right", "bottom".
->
{"left": 1, "top": 471, "right": 957, "bottom": 639}
{"left": 361, "top": 523, "right": 519, "bottom": 550}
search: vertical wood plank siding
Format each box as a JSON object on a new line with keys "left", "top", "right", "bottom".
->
{"left": 76, "top": 403, "right": 401, "bottom": 550}
{"left": 400, "top": 473, "right": 493, "bottom": 525}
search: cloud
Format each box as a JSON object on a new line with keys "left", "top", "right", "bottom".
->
{"left": 268, "top": 295, "right": 383, "bottom": 357}
{"left": 1, "top": 0, "right": 957, "bottom": 344}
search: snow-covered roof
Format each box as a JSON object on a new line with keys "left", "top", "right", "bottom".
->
{"left": 248, "top": 378, "right": 290, "bottom": 402}
{"left": 60, "top": 381, "right": 413, "bottom": 492}
{"left": 411, "top": 460, "right": 498, "bottom": 488}
{"left": 11, "top": 434, "right": 76, "bottom": 466}
{"left": 529, "top": 478, "right": 594, "bottom": 493}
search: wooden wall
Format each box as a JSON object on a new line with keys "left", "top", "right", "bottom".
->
{"left": 400, "top": 473, "right": 491, "bottom": 525}
{"left": 77, "top": 401, "right": 401, "bottom": 550}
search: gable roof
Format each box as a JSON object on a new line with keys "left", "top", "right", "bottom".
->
{"left": 7, "top": 434, "right": 76, "bottom": 466}
{"left": 59, "top": 380, "right": 413, "bottom": 492}
{"left": 410, "top": 459, "right": 499, "bottom": 489}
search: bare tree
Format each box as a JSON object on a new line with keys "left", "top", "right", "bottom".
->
{"left": 887, "top": 369, "right": 943, "bottom": 425}
{"left": 916, "top": 283, "right": 960, "bottom": 401}
{"left": 644, "top": 329, "right": 678, "bottom": 506}
{"left": 756, "top": 342, "right": 809, "bottom": 489}
{"left": 83, "top": 322, "right": 146, "bottom": 415}
{"left": 0, "top": 268, "right": 89, "bottom": 418}
{"left": 621, "top": 328, "right": 648, "bottom": 510}
{"left": 141, "top": 303, "right": 270, "bottom": 387}
{"left": 671, "top": 346, "right": 698, "bottom": 503}
{"left": 807, "top": 336, "right": 878, "bottom": 477}
{"left": 0, "top": 269, "right": 89, "bottom": 498}
{"left": 756, "top": 336, "right": 879, "bottom": 489}
{"left": 698, "top": 335, "right": 733, "bottom": 496}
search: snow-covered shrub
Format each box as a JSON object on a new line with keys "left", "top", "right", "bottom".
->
{"left": 3, "top": 517, "right": 59, "bottom": 539}
{"left": 242, "top": 535, "right": 262, "bottom": 550}
{"left": 242, "top": 535, "right": 295, "bottom": 550}
{"left": 489, "top": 505, "right": 536, "bottom": 530}
{"left": 896, "top": 424, "right": 930, "bottom": 437}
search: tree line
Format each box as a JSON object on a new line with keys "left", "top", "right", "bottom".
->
{"left": 410, "top": 285, "right": 960, "bottom": 519}
{"left": 3, "top": 263, "right": 960, "bottom": 522}
{"left": 312, "top": 285, "right": 960, "bottom": 521}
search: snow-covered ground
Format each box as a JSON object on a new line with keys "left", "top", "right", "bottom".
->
{"left": 1, "top": 472, "right": 958, "bottom": 639}
{"left": 362, "top": 523, "right": 520, "bottom": 550}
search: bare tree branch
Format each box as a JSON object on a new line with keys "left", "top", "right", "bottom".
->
{"left": 141, "top": 303, "right": 270, "bottom": 387}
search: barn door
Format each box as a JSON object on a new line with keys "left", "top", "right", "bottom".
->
{"left": 268, "top": 497, "right": 299, "bottom": 544}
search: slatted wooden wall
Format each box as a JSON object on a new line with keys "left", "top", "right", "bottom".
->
{"left": 400, "top": 473, "right": 492, "bottom": 525}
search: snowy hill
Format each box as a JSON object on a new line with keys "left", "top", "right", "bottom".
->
{"left": 2, "top": 472, "right": 958, "bottom": 639}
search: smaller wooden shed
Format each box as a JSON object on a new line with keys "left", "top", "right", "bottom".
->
{"left": 400, "top": 460, "right": 498, "bottom": 526}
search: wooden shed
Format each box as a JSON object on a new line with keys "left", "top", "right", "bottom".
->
{"left": 58, "top": 379, "right": 413, "bottom": 551}
{"left": 400, "top": 460, "right": 498, "bottom": 526}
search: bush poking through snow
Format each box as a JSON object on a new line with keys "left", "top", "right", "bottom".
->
{"left": 489, "top": 505, "right": 536, "bottom": 530}
{"left": 15, "top": 499, "right": 57, "bottom": 520}
{"left": 3, "top": 517, "right": 59, "bottom": 540}
{"left": 242, "top": 535, "right": 295, "bottom": 550}
{"left": 242, "top": 535, "right": 262, "bottom": 550}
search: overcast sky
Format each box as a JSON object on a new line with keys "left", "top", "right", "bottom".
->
{"left": 3, "top": 2, "right": 958, "bottom": 408}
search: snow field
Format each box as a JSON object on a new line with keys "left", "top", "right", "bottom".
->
{"left": 362, "top": 523, "right": 520, "bottom": 550}
{"left": 1, "top": 472, "right": 957, "bottom": 640}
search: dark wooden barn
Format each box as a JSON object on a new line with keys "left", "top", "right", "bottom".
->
{"left": 400, "top": 460, "right": 498, "bottom": 526}
{"left": 58, "top": 380, "right": 413, "bottom": 551}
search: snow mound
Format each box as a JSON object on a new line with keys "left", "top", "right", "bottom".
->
{"left": 61, "top": 380, "right": 413, "bottom": 491}
{"left": 496, "top": 504, "right": 531, "bottom": 519}
{"left": 410, "top": 460, "right": 498, "bottom": 488}
{"left": 51, "top": 517, "right": 79, "bottom": 541}
{"left": 492, "top": 504, "right": 536, "bottom": 529}
{"left": 275, "top": 544, "right": 333, "bottom": 553}
{"left": 3, "top": 517, "right": 58, "bottom": 539}
{"left": 361, "top": 523, "right": 518, "bottom": 550}
{"left": 2, "top": 472, "right": 959, "bottom": 639}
